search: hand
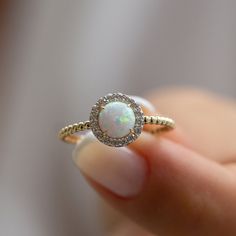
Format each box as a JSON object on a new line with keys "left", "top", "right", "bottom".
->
{"left": 73, "top": 88, "right": 236, "bottom": 236}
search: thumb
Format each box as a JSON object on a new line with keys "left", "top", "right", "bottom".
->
{"left": 73, "top": 132, "right": 236, "bottom": 236}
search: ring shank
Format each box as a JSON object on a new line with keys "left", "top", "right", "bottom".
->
{"left": 58, "top": 116, "right": 175, "bottom": 144}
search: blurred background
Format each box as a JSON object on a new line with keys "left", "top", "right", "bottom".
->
{"left": 1, "top": 1, "right": 236, "bottom": 235}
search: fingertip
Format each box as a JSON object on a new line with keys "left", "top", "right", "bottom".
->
{"left": 73, "top": 135, "right": 148, "bottom": 198}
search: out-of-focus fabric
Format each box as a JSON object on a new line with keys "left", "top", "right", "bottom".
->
{"left": 1, "top": 1, "right": 236, "bottom": 235}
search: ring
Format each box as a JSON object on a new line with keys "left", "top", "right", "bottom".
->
{"left": 58, "top": 93, "right": 175, "bottom": 147}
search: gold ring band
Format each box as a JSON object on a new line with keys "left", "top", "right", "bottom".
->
{"left": 58, "top": 93, "right": 175, "bottom": 147}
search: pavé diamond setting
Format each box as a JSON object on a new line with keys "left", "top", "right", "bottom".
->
{"left": 58, "top": 92, "right": 175, "bottom": 147}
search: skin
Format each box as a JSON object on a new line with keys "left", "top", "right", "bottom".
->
{"left": 99, "top": 88, "right": 236, "bottom": 236}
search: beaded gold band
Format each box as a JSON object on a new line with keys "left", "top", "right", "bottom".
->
{"left": 59, "top": 115, "right": 174, "bottom": 144}
{"left": 58, "top": 93, "right": 175, "bottom": 147}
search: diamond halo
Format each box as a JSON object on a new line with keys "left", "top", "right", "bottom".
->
{"left": 89, "top": 93, "right": 144, "bottom": 147}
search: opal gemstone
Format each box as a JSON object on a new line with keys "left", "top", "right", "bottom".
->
{"left": 98, "top": 101, "right": 136, "bottom": 138}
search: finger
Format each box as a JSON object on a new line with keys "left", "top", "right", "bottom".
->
{"left": 73, "top": 132, "right": 236, "bottom": 236}
{"left": 110, "top": 220, "right": 155, "bottom": 236}
{"left": 99, "top": 96, "right": 157, "bottom": 236}
{"left": 131, "top": 95, "right": 190, "bottom": 147}
{"left": 147, "top": 88, "right": 236, "bottom": 163}
{"left": 101, "top": 197, "right": 154, "bottom": 236}
{"left": 101, "top": 95, "right": 189, "bottom": 233}
{"left": 224, "top": 162, "right": 236, "bottom": 175}
{"left": 130, "top": 95, "right": 156, "bottom": 115}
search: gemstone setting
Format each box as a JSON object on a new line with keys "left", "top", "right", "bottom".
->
{"left": 90, "top": 93, "right": 144, "bottom": 147}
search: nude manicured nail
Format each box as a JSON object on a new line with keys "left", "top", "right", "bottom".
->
{"left": 73, "top": 133, "right": 148, "bottom": 197}
{"left": 131, "top": 96, "right": 156, "bottom": 113}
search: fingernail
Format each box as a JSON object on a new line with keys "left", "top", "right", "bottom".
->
{"left": 131, "top": 96, "right": 156, "bottom": 113}
{"left": 73, "top": 132, "right": 148, "bottom": 197}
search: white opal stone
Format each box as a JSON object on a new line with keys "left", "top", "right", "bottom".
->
{"left": 99, "top": 101, "right": 135, "bottom": 138}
